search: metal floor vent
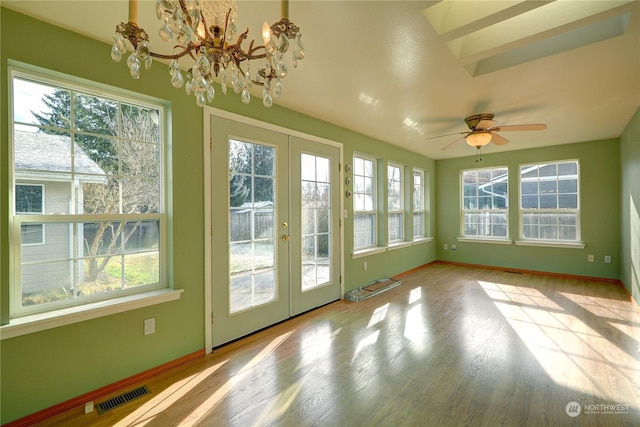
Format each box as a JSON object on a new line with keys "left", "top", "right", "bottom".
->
{"left": 96, "top": 385, "right": 150, "bottom": 415}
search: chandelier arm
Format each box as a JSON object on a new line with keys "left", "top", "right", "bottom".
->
{"left": 149, "top": 45, "right": 199, "bottom": 61}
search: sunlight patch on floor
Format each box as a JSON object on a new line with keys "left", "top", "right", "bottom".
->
{"left": 253, "top": 380, "right": 303, "bottom": 426}
{"left": 190, "top": 330, "right": 294, "bottom": 424}
{"left": 114, "top": 360, "right": 228, "bottom": 426}
{"left": 479, "top": 280, "right": 640, "bottom": 407}
{"left": 367, "top": 303, "right": 390, "bottom": 328}
{"left": 352, "top": 330, "right": 380, "bottom": 363}
{"left": 298, "top": 322, "right": 340, "bottom": 367}
{"left": 404, "top": 304, "right": 428, "bottom": 345}
{"left": 409, "top": 287, "right": 422, "bottom": 304}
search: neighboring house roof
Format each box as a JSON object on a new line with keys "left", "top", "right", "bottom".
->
{"left": 14, "top": 130, "right": 106, "bottom": 181}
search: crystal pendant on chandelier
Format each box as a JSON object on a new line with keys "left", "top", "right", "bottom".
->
{"left": 111, "top": 0, "right": 305, "bottom": 108}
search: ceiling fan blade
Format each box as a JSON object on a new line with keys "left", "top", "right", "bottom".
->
{"left": 442, "top": 136, "right": 465, "bottom": 151}
{"left": 493, "top": 124, "right": 547, "bottom": 132}
{"left": 491, "top": 133, "right": 509, "bottom": 146}
{"left": 476, "top": 119, "right": 497, "bottom": 130}
{"left": 425, "top": 131, "right": 467, "bottom": 141}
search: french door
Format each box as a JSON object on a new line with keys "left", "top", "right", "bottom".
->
{"left": 210, "top": 116, "right": 341, "bottom": 347}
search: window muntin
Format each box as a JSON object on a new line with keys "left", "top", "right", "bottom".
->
{"left": 462, "top": 167, "right": 508, "bottom": 239}
{"left": 10, "top": 70, "right": 166, "bottom": 316}
{"left": 388, "top": 163, "right": 404, "bottom": 243}
{"left": 413, "top": 168, "right": 425, "bottom": 239}
{"left": 353, "top": 155, "right": 377, "bottom": 250}
{"left": 520, "top": 160, "right": 580, "bottom": 242}
{"left": 16, "top": 184, "right": 45, "bottom": 245}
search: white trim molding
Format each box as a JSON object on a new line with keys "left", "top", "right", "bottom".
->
{"left": 1, "top": 289, "right": 183, "bottom": 340}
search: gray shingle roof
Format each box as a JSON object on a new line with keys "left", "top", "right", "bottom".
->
{"left": 14, "top": 130, "right": 105, "bottom": 176}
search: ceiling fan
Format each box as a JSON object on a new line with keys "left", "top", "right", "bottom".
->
{"left": 426, "top": 113, "right": 547, "bottom": 151}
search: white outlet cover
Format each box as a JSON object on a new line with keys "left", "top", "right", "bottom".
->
{"left": 144, "top": 318, "right": 155, "bottom": 335}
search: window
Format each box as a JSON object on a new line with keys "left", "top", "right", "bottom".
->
{"left": 387, "top": 163, "right": 404, "bottom": 243}
{"left": 520, "top": 160, "right": 580, "bottom": 242}
{"left": 10, "top": 69, "right": 167, "bottom": 317}
{"left": 353, "top": 155, "right": 376, "bottom": 250}
{"left": 462, "top": 167, "right": 508, "bottom": 239}
{"left": 413, "top": 168, "right": 426, "bottom": 240}
{"left": 16, "top": 184, "right": 44, "bottom": 245}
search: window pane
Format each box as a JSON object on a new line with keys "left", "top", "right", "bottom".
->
{"left": 15, "top": 185, "right": 43, "bottom": 213}
{"left": 558, "top": 194, "right": 578, "bottom": 209}
{"left": 229, "top": 140, "right": 252, "bottom": 174}
{"left": 21, "top": 224, "right": 44, "bottom": 245}
{"left": 121, "top": 141, "right": 160, "bottom": 178}
{"left": 121, "top": 104, "right": 160, "bottom": 143}
{"left": 122, "top": 178, "right": 160, "bottom": 214}
{"left": 13, "top": 78, "right": 71, "bottom": 128}
{"left": 73, "top": 94, "right": 118, "bottom": 136}
{"left": 254, "top": 210, "right": 274, "bottom": 238}
{"left": 301, "top": 154, "right": 316, "bottom": 182}
{"left": 229, "top": 175, "right": 252, "bottom": 207}
{"left": 254, "top": 144, "right": 274, "bottom": 176}
{"left": 254, "top": 177, "right": 274, "bottom": 203}
{"left": 413, "top": 212, "right": 424, "bottom": 238}
{"left": 522, "top": 181, "right": 538, "bottom": 195}
{"left": 14, "top": 130, "right": 72, "bottom": 174}
{"left": 22, "top": 260, "right": 73, "bottom": 306}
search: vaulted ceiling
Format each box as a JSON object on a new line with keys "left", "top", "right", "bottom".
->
{"left": 4, "top": 1, "right": 639, "bottom": 159}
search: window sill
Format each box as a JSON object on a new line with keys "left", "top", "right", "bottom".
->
{"left": 353, "top": 246, "right": 388, "bottom": 259}
{"left": 457, "top": 237, "right": 513, "bottom": 245}
{"left": 413, "top": 237, "right": 434, "bottom": 245}
{"left": 387, "top": 241, "right": 413, "bottom": 251}
{"left": 514, "top": 240, "right": 586, "bottom": 249}
{"left": 353, "top": 238, "right": 434, "bottom": 258}
{"left": 0, "top": 288, "right": 184, "bottom": 340}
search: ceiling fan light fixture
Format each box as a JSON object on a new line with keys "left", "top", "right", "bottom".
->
{"left": 466, "top": 131, "right": 492, "bottom": 148}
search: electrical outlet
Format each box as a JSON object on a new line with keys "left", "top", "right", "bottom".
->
{"left": 604, "top": 255, "right": 612, "bottom": 264}
{"left": 84, "top": 401, "right": 94, "bottom": 414}
{"left": 451, "top": 244, "right": 457, "bottom": 251}
{"left": 144, "top": 317, "right": 156, "bottom": 335}
{"left": 363, "top": 261, "right": 368, "bottom": 271}
{"left": 444, "top": 243, "right": 448, "bottom": 250}
{"left": 587, "top": 254, "right": 594, "bottom": 263}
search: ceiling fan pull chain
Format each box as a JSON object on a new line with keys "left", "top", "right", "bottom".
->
{"left": 475, "top": 147, "right": 483, "bottom": 163}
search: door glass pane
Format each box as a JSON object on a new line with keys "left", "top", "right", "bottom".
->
{"left": 229, "top": 139, "right": 276, "bottom": 313}
{"left": 301, "top": 153, "right": 331, "bottom": 291}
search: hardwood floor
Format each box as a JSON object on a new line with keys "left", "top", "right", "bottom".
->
{"left": 35, "top": 263, "right": 640, "bottom": 426}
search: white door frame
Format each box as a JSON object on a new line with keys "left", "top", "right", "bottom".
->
{"left": 203, "top": 106, "right": 344, "bottom": 353}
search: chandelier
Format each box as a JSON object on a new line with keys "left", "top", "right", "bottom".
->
{"left": 111, "top": 0, "right": 305, "bottom": 108}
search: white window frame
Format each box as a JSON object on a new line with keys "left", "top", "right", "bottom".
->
{"left": 461, "top": 166, "right": 509, "bottom": 241}
{"left": 15, "top": 183, "right": 45, "bottom": 245}
{"left": 387, "top": 162, "right": 404, "bottom": 244}
{"left": 8, "top": 65, "right": 173, "bottom": 321}
{"left": 412, "top": 168, "right": 426, "bottom": 240}
{"left": 518, "top": 159, "right": 582, "bottom": 246}
{"left": 353, "top": 154, "right": 377, "bottom": 251}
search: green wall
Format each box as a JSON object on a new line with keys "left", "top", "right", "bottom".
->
{"left": 0, "top": 8, "right": 435, "bottom": 423}
{"left": 436, "top": 139, "right": 621, "bottom": 279}
{"left": 620, "top": 106, "right": 640, "bottom": 300}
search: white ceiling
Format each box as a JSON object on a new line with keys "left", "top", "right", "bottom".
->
{"left": 3, "top": 0, "right": 639, "bottom": 159}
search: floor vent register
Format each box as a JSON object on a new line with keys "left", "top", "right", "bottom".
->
{"left": 96, "top": 385, "right": 150, "bottom": 415}
{"left": 345, "top": 278, "right": 401, "bottom": 302}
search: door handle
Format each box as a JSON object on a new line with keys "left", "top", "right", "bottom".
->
{"left": 282, "top": 234, "right": 290, "bottom": 242}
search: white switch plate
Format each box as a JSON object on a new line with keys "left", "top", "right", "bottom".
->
{"left": 587, "top": 254, "right": 594, "bottom": 263}
{"left": 144, "top": 317, "right": 155, "bottom": 335}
